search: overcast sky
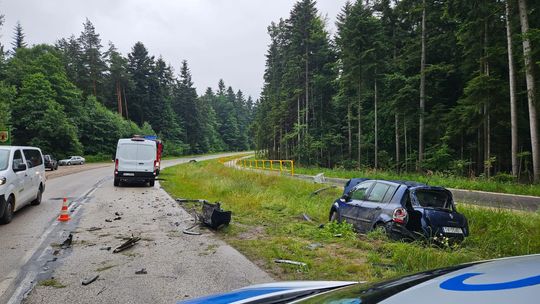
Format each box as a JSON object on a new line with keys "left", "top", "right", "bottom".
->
{"left": 0, "top": 0, "right": 348, "bottom": 99}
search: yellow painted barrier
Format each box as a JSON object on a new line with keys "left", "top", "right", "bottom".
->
{"left": 236, "top": 159, "right": 295, "bottom": 176}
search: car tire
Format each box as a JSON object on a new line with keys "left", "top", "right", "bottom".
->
{"left": 148, "top": 180, "right": 155, "bottom": 187}
{"left": 0, "top": 196, "right": 15, "bottom": 224}
{"left": 329, "top": 210, "right": 341, "bottom": 223}
{"left": 114, "top": 178, "right": 120, "bottom": 187}
{"left": 67, "top": 162, "right": 71, "bottom": 166}
{"left": 31, "top": 187, "right": 43, "bottom": 206}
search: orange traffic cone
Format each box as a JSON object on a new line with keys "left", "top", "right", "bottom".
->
{"left": 58, "top": 198, "right": 71, "bottom": 222}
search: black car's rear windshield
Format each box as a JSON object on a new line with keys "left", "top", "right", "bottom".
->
{"left": 0, "top": 149, "right": 9, "bottom": 171}
{"left": 414, "top": 189, "right": 451, "bottom": 209}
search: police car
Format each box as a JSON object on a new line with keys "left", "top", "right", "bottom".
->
{"left": 178, "top": 254, "right": 540, "bottom": 304}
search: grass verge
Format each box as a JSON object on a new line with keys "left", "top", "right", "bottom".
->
{"left": 294, "top": 166, "right": 540, "bottom": 197}
{"left": 161, "top": 159, "right": 540, "bottom": 282}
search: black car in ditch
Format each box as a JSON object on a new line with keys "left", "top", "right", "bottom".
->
{"left": 329, "top": 178, "right": 469, "bottom": 242}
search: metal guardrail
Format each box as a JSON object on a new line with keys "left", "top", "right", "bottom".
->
{"left": 237, "top": 159, "right": 295, "bottom": 176}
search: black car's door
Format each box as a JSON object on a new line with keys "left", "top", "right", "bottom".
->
{"left": 357, "top": 183, "right": 396, "bottom": 231}
{"left": 341, "top": 181, "right": 373, "bottom": 231}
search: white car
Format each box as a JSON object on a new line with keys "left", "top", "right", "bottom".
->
{"left": 179, "top": 254, "right": 540, "bottom": 304}
{"left": 114, "top": 138, "right": 158, "bottom": 187}
{"left": 0, "top": 146, "right": 46, "bottom": 224}
{"left": 59, "top": 156, "right": 85, "bottom": 166}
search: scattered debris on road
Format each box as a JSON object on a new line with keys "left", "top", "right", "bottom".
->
{"left": 274, "top": 259, "right": 307, "bottom": 267}
{"left": 97, "top": 287, "right": 107, "bottom": 296}
{"left": 176, "top": 198, "right": 210, "bottom": 204}
{"left": 100, "top": 246, "right": 111, "bottom": 251}
{"left": 302, "top": 213, "right": 313, "bottom": 222}
{"left": 183, "top": 223, "right": 201, "bottom": 235}
{"left": 113, "top": 236, "right": 141, "bottom": 253}
{"left": 313, "top": 173, "right": 326, "bottom": 183}
{"left": 201, "top": 202, "right": 231, "bottom": 230}
{"left": 189, "top": 159, "right": 197, "bottom": 163}
{"left": 135, "top": 268, "right": 148, "bottom": 275}
{"left": 61, "top": 234, "right": 73, "bottom": 249}
{"left": 307, "top": 243, "right": 323, "bottom": 250}
{"left": 311, "top": 185, "right": 337, "bottom": 196}
{"left": 86, "top": 227, "right": 102, "bottom": 232}
{"left": 81, "top": 275, "right": 99, "bottom": 286}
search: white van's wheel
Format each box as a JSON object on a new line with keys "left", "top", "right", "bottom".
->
{"left": 149, "top": 180, "right": 155, "bottom": 187}
{"left": 31, "top": 187, "right": 43, "bottom": 206}
{"left": 113, "top": 178, "right": 120, "bottom": 187}
{"left": 0, "top": 196, "right": 14, "bottom": 224}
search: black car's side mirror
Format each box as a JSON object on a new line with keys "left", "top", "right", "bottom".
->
{"left": 341, "top": 193, "right": 351, "bottom": 202}
{"left": 14, "top": 163, "right": 27, "bottom": 172}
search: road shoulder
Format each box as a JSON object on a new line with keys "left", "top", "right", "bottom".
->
{"left": 23, "top": 178, "right": 271, "bottom": 304}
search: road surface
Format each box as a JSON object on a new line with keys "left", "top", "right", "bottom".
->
{"left": 0, "top": 153, "right": 271, "bottom": 304}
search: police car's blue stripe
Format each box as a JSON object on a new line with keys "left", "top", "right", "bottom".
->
{"left": 177, "top": 287, "right": 291, "bottom": 304}
{"left": 440, "top": 272, "right": 540, "bottom": 291}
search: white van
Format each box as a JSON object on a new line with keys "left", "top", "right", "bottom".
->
{"left": 0, "top": 146, "right": 46, "bottom": 224}
{"left": 114, "top": 138, "right": 158, "bottom": 187}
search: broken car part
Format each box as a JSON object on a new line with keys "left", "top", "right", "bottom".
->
{"left": 82, "top": 275, "right": 99, "bottom": 286}
{"left": 274, "top": 259, "right": 307, "bottom": 267}
{"left": 113, "top": 236, "right": 141, "bottom": 253}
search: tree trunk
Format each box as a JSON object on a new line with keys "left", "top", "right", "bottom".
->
{"left": 123, "top": 86, "right": 129, "bottom": 120}
{"left": 374, "top": 76, "right": 378, "bottom": 169}
{"left": 358, "top": 81, "right": 362, "bottom": 166}
{"left": 506, "top": 0, "right": 519, "bottom": 177}
{"left": 297, "top": 96, "right": 301, "bottom": 143}
{"left": 348, "top": 102, "right": 352, "bottom": 159}
{"left": 305, "top": 45, "right": 309, "bottom": 137}
{"left": 116, "top": 81, "right": 123, "bottom": 116}
{"left": 404, "top": 120, "right": 408, "bottom": 171}
{"left": 483, "top": 20, "right": 491, "bottom": 178}
{"left": 395, "top": 114, "right": 400, "bottom": 172}
{"left": 518, "top": 0, "right": 539, "bottom": 183}
{"left": 418, "top": 0, "right": 426, "bottom": 170}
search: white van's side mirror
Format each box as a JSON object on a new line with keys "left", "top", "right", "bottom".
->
{"left": 14, "top": 163, "right": 27, "bottom": 172}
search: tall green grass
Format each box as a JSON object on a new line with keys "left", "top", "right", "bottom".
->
{"left": 161, "top": 160, "right": 540, "bottom": 282}
{"left": 295, "top": 166, "right": 540, "bottom": 196}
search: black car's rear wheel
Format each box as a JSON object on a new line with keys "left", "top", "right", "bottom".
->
{"left": 329, "top": 210, "right": 341, "bottom": 223}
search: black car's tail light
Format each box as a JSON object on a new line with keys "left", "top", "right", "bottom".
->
{"left": 393, "top": 207, "right": 408, "bottom": 224}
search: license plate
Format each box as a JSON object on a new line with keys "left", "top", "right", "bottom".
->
{"left": 443, "top": 227, "right": 463, "bottom": 234}
{"left": 123, "top": 173, "right": 135, "bottom": 176}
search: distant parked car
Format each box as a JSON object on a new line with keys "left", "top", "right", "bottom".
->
{"left": 179, "top": 254, "right": 540, "bottom": 304}
{"left": 43, "top": 154, "right": 58, "bottom": 170}
{"left": 59, "top": 156, "right": 85, "bottom": 166}
{"left": 329, "top": 178, "right": 469, "bottom": 242}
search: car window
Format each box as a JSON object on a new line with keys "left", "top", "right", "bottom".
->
{"left": 351, "top": 182, "right": 373, "bottom": 200}
{"left": 13, "top": 150, "right": 25, "bottom": 171}
{"left": 23, "top": 149, "right": 43, "bottom": 168}
{"left": 366, "top": 183, "right": 390, "bottom": 203}
{"left": 382, "top": 185, "right": 398, "bottom": 203}
{"left": 414, "top": 189, "right": 451, "bottom": 209}
{"left": 0, "top": 149, "right": 9, "bottom": 171}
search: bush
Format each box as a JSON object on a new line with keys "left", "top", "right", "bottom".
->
{"left": 492, "top": 172, "right": 515, "bottom": 183}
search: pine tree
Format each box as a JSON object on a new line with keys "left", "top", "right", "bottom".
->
{"left": 78, "top": 19, "right": 106, "bottom": 98}
{"left": 11, "top": 21, "right": 27, "bottom": 52}
{"left": 127, "top": 41, "right": 154, "bottom": 126}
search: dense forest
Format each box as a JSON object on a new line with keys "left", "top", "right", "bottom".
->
{"left": 0, "top": 17, "right": 255, "bottom": 159}
{"left": 254, "top": 0, "right": 540, "bottom": 182}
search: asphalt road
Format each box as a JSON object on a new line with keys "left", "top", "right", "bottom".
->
{"left": 0, "top": 153, "right": 271, "bottom": 304}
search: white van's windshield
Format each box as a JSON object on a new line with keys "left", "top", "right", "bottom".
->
{"left": 0, "top": 150, "right": 9, "bottom": 171}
